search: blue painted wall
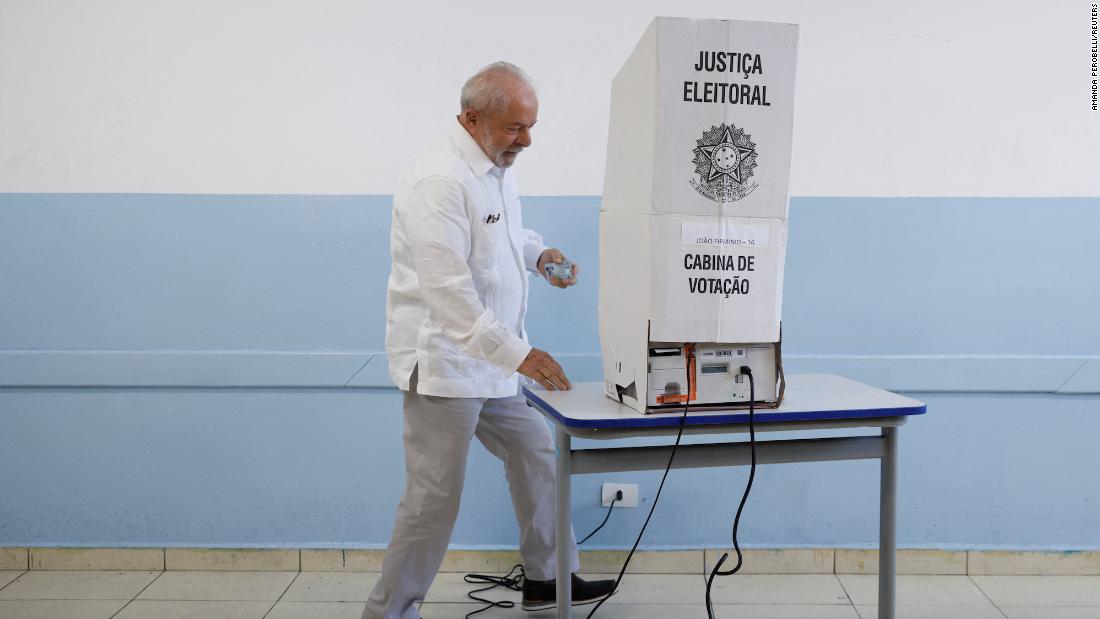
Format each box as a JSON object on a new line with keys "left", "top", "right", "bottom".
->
{"left": 1, "top": 194, "right": 1098, "bottom": 550}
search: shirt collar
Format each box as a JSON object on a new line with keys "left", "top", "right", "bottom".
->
{"left": 450, "top": 119, "right": 502, "bottom": 179}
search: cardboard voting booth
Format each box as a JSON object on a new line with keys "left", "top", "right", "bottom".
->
{"left": 599, "top": 17, "right": 799, "bottom": 413}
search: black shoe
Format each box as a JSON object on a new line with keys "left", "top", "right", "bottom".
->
{"left": 521, "top": 573, "right": 617, "bottom": 611}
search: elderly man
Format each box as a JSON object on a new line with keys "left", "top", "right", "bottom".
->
{"left": 362, "top": 62, "right": 615, "bottom": 619}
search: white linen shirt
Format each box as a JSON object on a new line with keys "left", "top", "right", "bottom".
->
{"left": 385, "top": 121, "right": 549, "bottom": 398}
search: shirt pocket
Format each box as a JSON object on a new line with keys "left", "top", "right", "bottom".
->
{"left": 469, "top": 219, "right": 504, "bottom": 293}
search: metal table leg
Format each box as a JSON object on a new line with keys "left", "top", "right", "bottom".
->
{"left": 556, "top": 425, "right": 572, "bottom": 618}
{"left": 879, "top": 426, "right": 897, "bottom": 619}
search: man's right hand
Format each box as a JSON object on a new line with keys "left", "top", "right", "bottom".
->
{"left": 518, "top": 348, "right": 572, "bottom": 391}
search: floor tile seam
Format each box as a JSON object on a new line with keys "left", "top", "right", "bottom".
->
{"left": 275, "top": 597, "right": 372, "bottom": 603}
{"left": 0, "top": 571, "right": 162, "bottom": 609}
{"left": 833, "top": 573, "right": 858, "bottom": 608}
{"left": 146, "top": 569, "right": 302, "bottom": 575}
{"left": 413, "top": 606, "right": 858, "bottom": 611}
{"left": 131, "top": 595, "right": 289, "bottom": 602}
{"left": 2, "top": 594, "right": 300, "bottom": 604}
{"left": 114, "top": 600, "right": 277, "bottom": 604}
{"left": 261, "top": 595, "right": 282, "bottom": 619}
{"left": 114, "top": 566, "right": 162, "bottom": 617}
{"left": 267, "top": 570, "right": 302, "bottom": 618}
{"left": 0, "top": 596, "right": 137, "bottom": 602}
{"left": 0, "top": 598, "right": 131, "bottom": 602}
{"left": 703, "top": 600, "right": 856, "bottom": 606}
{"left": 0, "top": 570, "right": 29, "bottom": 593}
{"left": 1003, "top": 606, "right": 1100, "bottom": 611}
{"left": 417, "top": 602, "right": 862, "bottom": 606}
{"left": 968, "top": 573, "right": 1011, "bottom": 619}
{"left": 264, "top": 568, "right": 303, "bottom": 617}
{"left": 708, "top": 603, "right": 861, "bottom": 607}
{"left": 307, "top": 598, "right": 1008, "bottom": 606}
{"left": 866, "top": 602, "right": 1011, "bottom": 607}
{"left": 417, "top": 601, "right": 862, "bottom": 607}
{"left": 269, "top": 600, "right": 366, "bottom": 604}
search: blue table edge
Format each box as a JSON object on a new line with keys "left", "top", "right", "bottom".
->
{"left": 523, "top": 386, "right": 927, "bottom": 429}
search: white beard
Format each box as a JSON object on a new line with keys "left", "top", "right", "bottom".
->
{"left": 477, "top": 126, "right": 523, "bottom": 168}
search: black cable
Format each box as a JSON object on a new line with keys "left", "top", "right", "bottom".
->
{"left": 585, "top": 401, "right": 691, "bottom": 618}
{"left": 461, "top": 491, "right": 622, "bottom": 617}
{"left": 462, "top": 563, "right": 525, "bottom": 619}
{"left": 704, "top": 367, "right": 758, "bottom": 619}
{"left": 578, "top": 492, "right": 621, "bottom": 545}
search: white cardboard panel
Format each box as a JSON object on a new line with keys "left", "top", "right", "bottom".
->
{"left": 601, "top": 20, "right": 658, "bottom": 215}
{"left": 650, "top": 215, "right": 786, "bottom": 343}
{"left": 601, "top": 17, "right": 798, "bottom": 218}
{"left": 598, "top": 210, "right": 653, "bottom": 406}
{"left": 654, "top": 17, "right": 797, "bottom": 219}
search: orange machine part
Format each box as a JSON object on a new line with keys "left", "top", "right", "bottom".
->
{"left": 655, "top": 344, "right": 696, "bottom": 405}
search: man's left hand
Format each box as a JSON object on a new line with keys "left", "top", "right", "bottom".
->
{"left": 537, "top": 249, "right": 579, "bottom": 289}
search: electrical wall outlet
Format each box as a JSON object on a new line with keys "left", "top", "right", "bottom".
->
{"left": 601, "top": 483, "right": 639, "bottom": 507}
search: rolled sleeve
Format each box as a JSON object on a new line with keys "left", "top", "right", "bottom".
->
{"left": 401, "top": 176, "right": 531, "bottom": 372}
{"left": 478, "top": 317, "right": 533, "bottom": 372}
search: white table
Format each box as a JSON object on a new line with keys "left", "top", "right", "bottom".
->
{"left": 523, "top": 374, "right": 927, "bottom": 619}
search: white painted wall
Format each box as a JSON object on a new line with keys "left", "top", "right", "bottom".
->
{"left": 1, "top": 0, "right": 1097, "bottom": 196}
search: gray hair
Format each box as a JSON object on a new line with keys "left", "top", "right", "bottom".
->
{"left": 459, "top": 61, "right": 537, "bottom": 115}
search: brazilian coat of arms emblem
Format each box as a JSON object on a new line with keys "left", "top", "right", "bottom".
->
{"left": 690, "top": 122, "right": 758, "bottom": 203}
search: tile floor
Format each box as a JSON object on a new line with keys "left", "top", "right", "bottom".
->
{"left": 1, "top": 568, "right": 1099, "bottom": 618}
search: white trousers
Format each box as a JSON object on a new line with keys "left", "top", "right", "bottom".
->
{"left": 361, "top": 371, "right": 580, "bottom": 619}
